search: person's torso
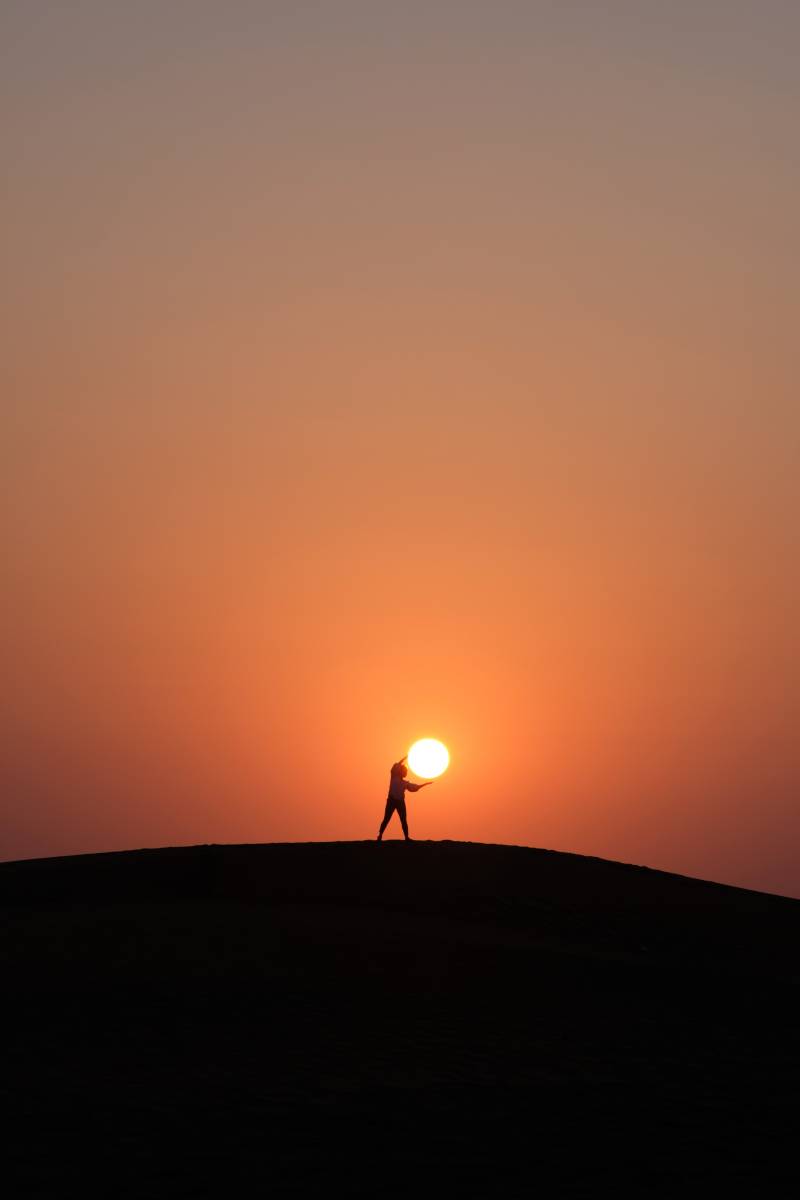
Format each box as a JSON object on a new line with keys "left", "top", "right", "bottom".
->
{"left": 388, "top": 775, "right": 407, "bottom": 802}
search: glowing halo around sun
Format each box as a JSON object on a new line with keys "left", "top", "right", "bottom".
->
{"left": 407, "top": 738, "right": 450, "bottom": 780}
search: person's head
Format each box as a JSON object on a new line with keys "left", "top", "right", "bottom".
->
{"left": 391, "top": 761, "right": 408, "bottom": 778}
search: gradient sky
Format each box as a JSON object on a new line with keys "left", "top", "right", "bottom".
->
{"left": 3, "top": 2, "right": 798, "bottom": 895}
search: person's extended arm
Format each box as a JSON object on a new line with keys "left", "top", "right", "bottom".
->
{"left": 405, "top": 781, "right": 433, "bottom": 792}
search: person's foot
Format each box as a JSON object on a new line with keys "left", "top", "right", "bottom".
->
{"left": 405, "top": 836, "right": 413, "bottom": 842}
{"left": 376, "top": 834, "right": 382, "bottom": 841}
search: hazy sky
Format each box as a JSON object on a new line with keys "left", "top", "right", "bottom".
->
{"left": 3, "top": 2, "right": 798, "bottom": 895}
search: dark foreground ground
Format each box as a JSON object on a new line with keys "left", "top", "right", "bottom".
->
{"left": 2, "top": 841, "right": 798, "bottom": 1197}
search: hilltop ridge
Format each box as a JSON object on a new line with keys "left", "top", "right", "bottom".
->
{"left": 4, "top": 841, "right": 797, "bottom": 1196}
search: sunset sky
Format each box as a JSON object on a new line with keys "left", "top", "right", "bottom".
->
{"left": 3, "top": 2, "right": 798, "bottom": 895}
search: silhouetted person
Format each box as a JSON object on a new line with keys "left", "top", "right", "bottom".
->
{"left": 377, "top": 756, "right": 432, "bottom": 841}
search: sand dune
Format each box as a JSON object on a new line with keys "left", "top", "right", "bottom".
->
{"left": 3, "top": 841, "right": 797, "bottom": 1196}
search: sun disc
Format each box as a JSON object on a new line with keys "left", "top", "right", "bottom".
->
{"left": 408, "top": 738, "right": 450, "bottom": 779}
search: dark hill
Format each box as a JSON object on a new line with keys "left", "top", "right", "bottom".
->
{"left": 3, "top": 841, "right": 798, "bottom": 1196}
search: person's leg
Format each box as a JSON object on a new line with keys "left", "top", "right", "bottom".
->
{"left": 377, "top": 798, "right": 395, "bottom": 840}
{"left": 397, "top": 797, "right": 410, "bottom": 840}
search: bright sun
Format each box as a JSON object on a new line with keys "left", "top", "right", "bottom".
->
{"left": 408, "top": 738, "right": 450, "bottom": 780}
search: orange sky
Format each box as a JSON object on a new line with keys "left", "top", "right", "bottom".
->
{"left": 3, "top": 2, "right": 799, "bottom": 895}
